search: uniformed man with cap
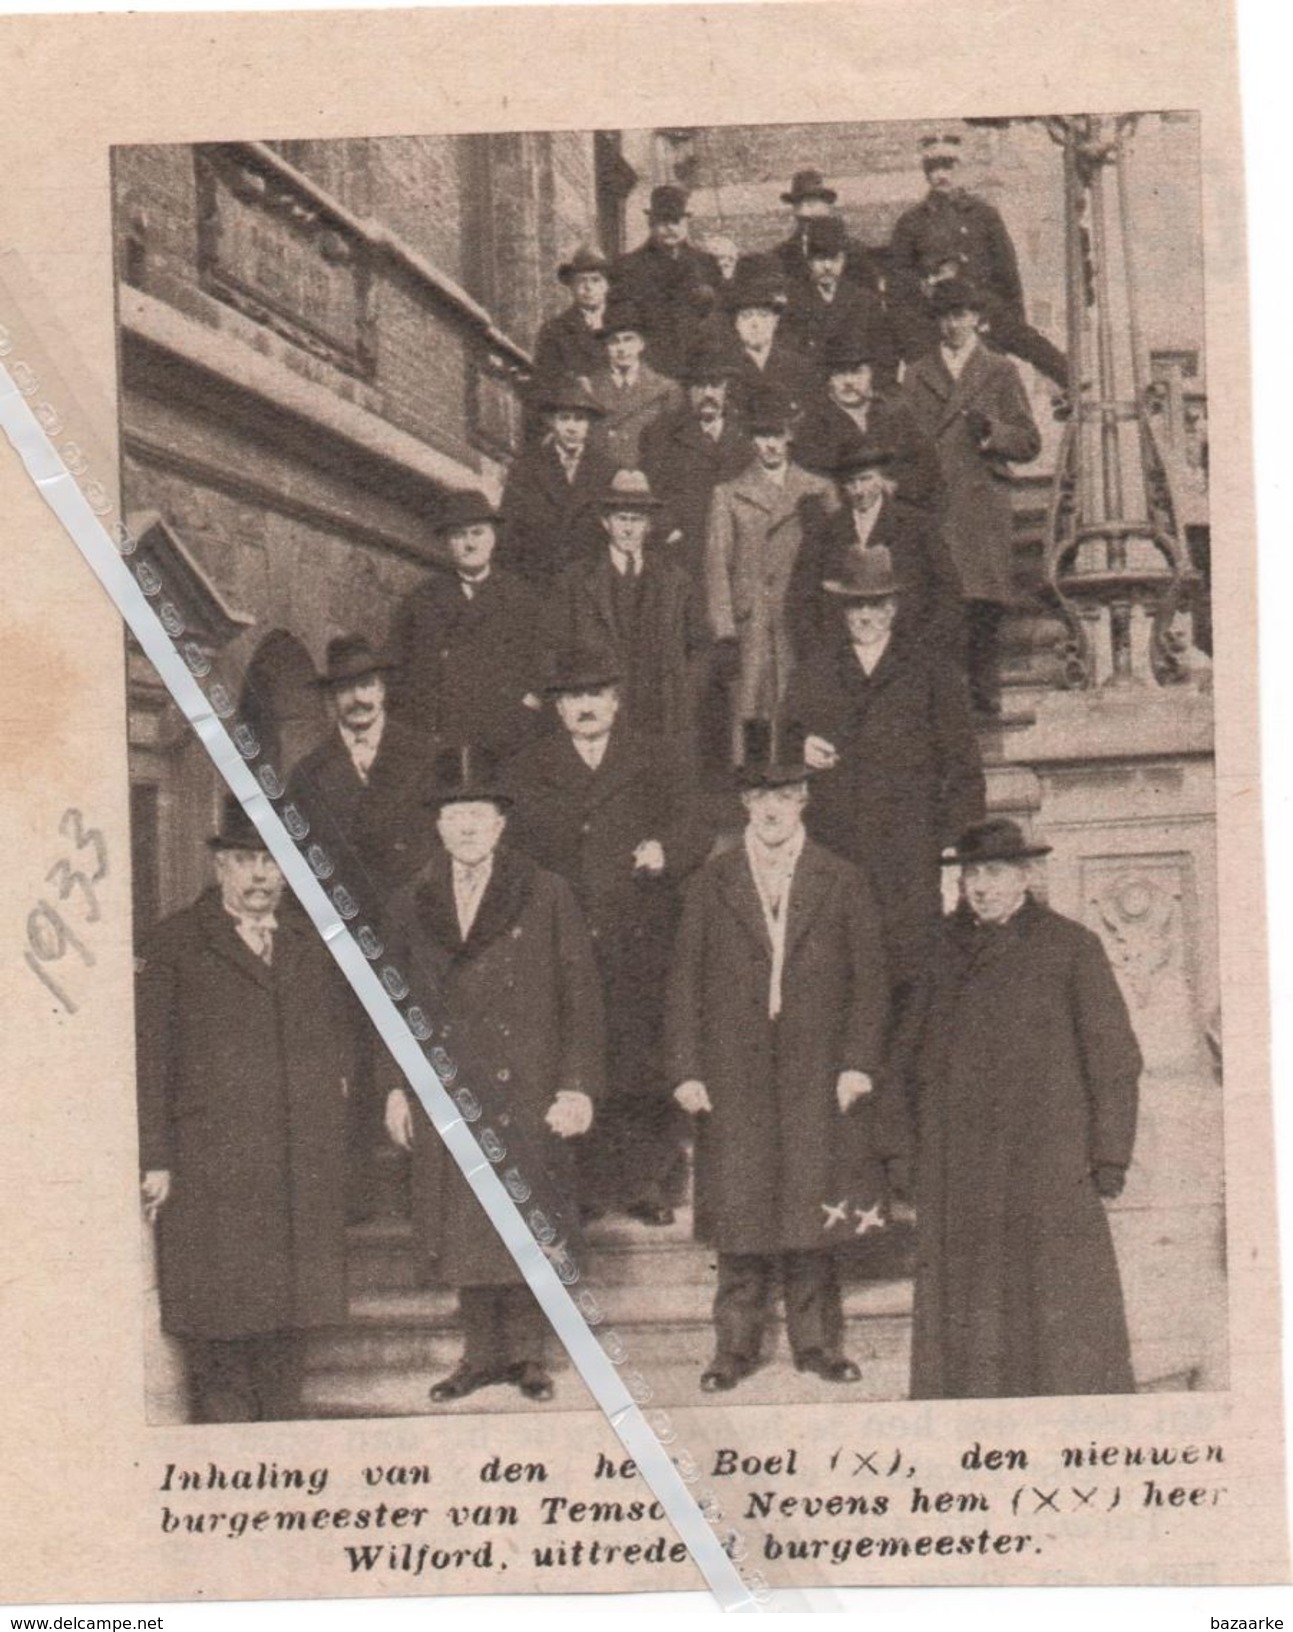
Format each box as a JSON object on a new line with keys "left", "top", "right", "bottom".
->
{"left": 610, "top": 183, "right": 724, "bottom": 380}
{"left": 666, "top": 721, "right": 893, "bottom": 1393}
{"left": 381, "top": 746, "right": 604, "bottom": 1405}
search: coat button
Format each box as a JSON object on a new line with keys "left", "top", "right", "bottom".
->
{"left": 581, "top": 821, "right": 591, "bottom": 834}
{"left": 496, "top": 1068, "right": 511, "bottom": 1083}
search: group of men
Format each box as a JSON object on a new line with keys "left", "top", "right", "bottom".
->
{"left": 136, "top": 130, "right": 1144, "bottom": 1423}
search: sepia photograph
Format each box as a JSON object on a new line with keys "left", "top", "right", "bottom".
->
{"left": 113, "top": 111, "right": 1224, "bottom": 1426}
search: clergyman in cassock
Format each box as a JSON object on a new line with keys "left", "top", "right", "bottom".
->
{"left": 136, "top": 796, "right": 350, "bottom": 1422}
{"left": 883, "top": 819, "right": 1141, "bottom": 1399}
{"left": 380, "top": 748, "right": 604, "bottom": 1404}
{"left": 504, "top": 646, "right": 710, "bottom": 1225}
{"left": 783, "top": 547, "right": 985, "bottom": 1002}
{"left": 665, "top": 724, "right": 893, "bottom": 1393}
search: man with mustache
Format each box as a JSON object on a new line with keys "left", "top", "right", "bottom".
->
{"left": 783, "top": 218, "right": 899, "bottom": 389}
{"left": 504, "top": 647, "right": 710, "bottom": 1224}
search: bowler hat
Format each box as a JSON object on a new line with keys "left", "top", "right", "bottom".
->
{"left": 821, "top": 331, "right": 883, "bottom": 374}
{"left": 599, "top": 298, "right": 650, "bottom": 339}
{"left": 208, "top": 792, "right": 271, "bottom": 852}
{"left": 310, "top": 634, "right": 396, "bottom": 687}
{"left": 941, "top": 818, "right": 1052, "bottom": 867}
{"left": 545, "top": 644, "right": 624, "bottom": 695}
{"left": 832, "top": 428, "right": 896, "bottom": 478}
{"left": 803, "top": 217, "right": 848, "bottom": 259}
{"left": 599, "top": 468, "right": 663, "bottom": 512}
{"left": 434, "top": 489, "right": 502, "bottom": 534}
{"left": 646, "top": 184, "right": 690, "bottom": 221}
{"left": 822, "top": 546, "right": 904, "bottom": 600}
{"left": 929, "top": 277, "right": 983, "bottom": 315}
{"left": 741, "top": 382, "right": 796, "bottom": 435}
{"left": 534, "top": 373, "right": 607, "bottom": 417}
{"left": 425, "top": 745, "right": 512, "bottom": 810}
{"left": 781, "top": 168, "right": 838, "bottom": 206}
{"left": 724, "top": 269, "right": 789, "bottom": 314}
{"left": 557, "top": 244, "right": 611, "bottom": 284}
{"left": 736, "top": 718, "right": 813, "bottom": 789}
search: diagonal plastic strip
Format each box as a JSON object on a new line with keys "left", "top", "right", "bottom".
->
{"left": 0, "top": 361, "right": 761, "bottom": 1615}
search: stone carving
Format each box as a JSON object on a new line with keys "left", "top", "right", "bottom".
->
{"left": 1090, "top": 869, "right": 1177, "bottom": 1009}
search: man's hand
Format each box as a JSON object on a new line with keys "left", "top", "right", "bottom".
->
{"left": 522, "top": 692, "right": 544, "bottom": 712}
{"left": 546, "top": 1090, "right": 594, "bottom": 1138}
{"left": 141, "top": 1170, "right": 171, "bottom": 1224}
{"left": 804, "top": 734, "right": 839, "bottom": 772}
{"left": 385, "top": 1088, "right": 414, "bottom": 1151}
{"left": 674, "top": 1079, "right": 713, "bottom": 1116}
{"left": 1092, "top": 1163, "right": 1127, "bottom": 1200}
{"left": 633, "top": 840, "right": 666, "bottom": 874}
{"left": 836, "top": 1070, "right": 874, "bottom": 1112}
{"left": 964, "top": 408, "right": 992, "bottom": 446}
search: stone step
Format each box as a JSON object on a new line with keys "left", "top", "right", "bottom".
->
{"left": 302, "top": 1325, "right": 913, "bottom": 1418}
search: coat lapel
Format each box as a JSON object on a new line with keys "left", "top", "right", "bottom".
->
{"left": 413, "top": 845, "right": 535, "bottom": 960}
{"left": 783, "top": 841, "right": 834, "bottom": 966}
{"left": 199, "top": 888, "right": 276, "bottom": 992}
{"left": 716, "top": 847, "right": 773, "bottom": 954}
{"left": 731, "top": 464, "right": 777, "bottom": 517}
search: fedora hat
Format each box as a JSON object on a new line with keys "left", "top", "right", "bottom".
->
{"left": 803, "top": 217, "right": 848, "bottom": 259}
{"left": 557, "top": 244, "right": 611, "bottom": 284}
{"left": 208, "top": 792, "right": 272, "bottom": 852}
{"left": 534, "top": 373, "right": 607, "bottom": 417}
{"left": 310, "top": 634, "right": 396, "bottom": 687}
{"left": 929, "top": 277, "right": 983, "bottom": 315}
{"left": 600, "top": 468, "right": 663, "bottom": 512}
{"left": 545, "top": 644, "right": 624, "bottom": 696}
{"left": 833, "top": 428, "right": 896, "bottom": 478}
{"left": 434, "top": 489, "right": 502, "bottom": 534}
{"left": 941, "top": 818, "right": 1052, "bottom": 867}
{"left": 821, "top": 331, "right": 884, "bottom": 374}
{"left": 425, "top": 745, "right": 512, "bottom": 810}
{"left": 736, "top": 717, "right": 813, "bottom": 789}
{"left": 646, "top": 183, "right": 690, "bottom": 221}
{"left": 741, "top": 382, "right": 796, "bottom": 435}
{"left": 822, "top": 546, "right": 904, "bottom": 600}
{"left": 781, "top": 168, "right": 838, "bottom": 206}
{"left": 723, "top": 268, "right": 789, "bottom": 314}
{"left": 599, "top": 297, "right": 651, "bottom": 339}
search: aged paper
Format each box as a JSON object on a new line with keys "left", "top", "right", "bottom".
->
{"left": 0, "top": 0, "right": 1286, "bottom": 1609}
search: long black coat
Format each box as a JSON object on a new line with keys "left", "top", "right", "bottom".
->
{"left": 667, "top": 839, "right": 893, "bottom": 1254}
{"left": 504, "top": 727, "right": 710, "bottom": 1098}
{"left": 551, "top": 549, "right": 708, "bottom": 758}
{"left": 378, "top": 846, "right": 605, "bottom": 1287}
{"left": 786, "top": 495, "right": 965, "bottom": 663}
{"left": 792, "top": 393, "right": 946, "bottom": 515}
{"left": 136, "top": 889, "right": 351, "bottom": 1339}
{"left": 498, "top": 440, "right": 620, "bottom": 586}
{"left": 782, "top": 631, "right": 985, "bottom": 985}
{"left": 531, "top": 302, "right": 607, "bottom": 385}
{"left": 891, "top": 898, "right": 1141, "bottom": 1398}
{"left": 610, "top": 238, "right": 724, "bottom": 379}
{"left": 387, "top": 566, "right": 550, "bottom": 760}
{"left": 639, "top": 405, "right": 753, "bottom": 589}
{"left": 782, "top": 279, "right": 899, "bottom": 385}
{"left": 283, "top": 716, "right": 437, "bottom": 908}
{"left": 727, "top": 334, "right": 823, "bottom": 422}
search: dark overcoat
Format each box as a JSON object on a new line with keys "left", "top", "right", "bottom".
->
{"left": 378, "top": 846, "right": 605, "bottom": 1287}
{"left": 497, "top": 440, "right": 620, "bottom": 586}
{"left": 792, "top": 393, "right": 946, "bottom": 515}
{"left": 888, "top": 189, "right": 1025, "bottom": 339}
{"left": 136, "top": 888, "right": 350, "bottom": 1340}
{"left": 786, "top": 495, "right": 965, "bottom": 663}
{"left": 551, "top": 548, "right": 708, "bottom": 756}
{"left": 726, "top": 335, "right": 823, "bottom": 423}
{"left": 531, "top": 302, "right": 607, "bottom": 386}
{"left": 386, "top": 566, "right": 550, "bottom": 760}
{"left": 782, "top": 279, "right": 900, "bottom": 384}
{"left": 609, "top": 238, "right": 724, "bottom": 379}
{"left": 782, "top": 630, "right": 985, "bottom": 985}
{"left": 639, "top": 405, "right": 753, "bottom": 589}
{"left": 504, "top": 727, "right": 710, "bottom": 1098}
{"left": 893, "top": 898, "right": 1141, "bottom": 1398}
{"left": 283, "top": 716, "right": 437, "bottom": 907}
{"left": 742, "top": 233, "right": 884, "bottom": 294}
{"left": 666, "top": 839, "right": 893, "bottom": 1254}
{"left": 586, "top": 363, "right": 685, "bottom": 470}
{"left": 902, "top": 344, "right": 1041, "bottom": 604}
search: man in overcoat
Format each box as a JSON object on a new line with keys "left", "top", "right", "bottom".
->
{"left": 388, "top": 488, "right": 550, "bottom": 757}
{"left": 136, "top": 796, "right": 351, "bottom": 1423}
{"left": 882, "top": 818, "right": 1141, "bottom": 1399}
{"left": 786, "top": 431, "right": 964, "bottom": 663}
{"left": 782, "top": 218, "right": 899, "bottom": 389}
{"left": 498, "top": 377, "right": 618, "bottom": 586}
{"left": 504, "top": 647, "right": 711, "bottom": 1224}
{"left": 550, "top": 468, "right": 708, "bottom": 763}
{"left": 666, "top": 726, "right": 894, "bottom": 1391}
{"left": 755, "top": 167, "right": 883, "bottom": 295}
{"left": 902, "top": 279, "right": 1041, "bottom": 715}
{"left": 587, "top": 297, "right": 685, "bottom": 469}
{"left": 531, "top": 244, "right": 612, "bottom": 386}
{"left": 782, "top": 548, "right": 985, "bottom": 998}
{"left": 381, "top": 748, "right": 604, "bottom": 1404}
{"left": 609, "top": 184, "right": 723, "bottom": 381}
{"left": 705, "top": 388, "right": 836, "bottom": 762}
{"left": 722, "top": 268, "right": 821, "bottom": 424}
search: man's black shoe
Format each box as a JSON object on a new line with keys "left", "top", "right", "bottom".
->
{"left": 513, "top": 1362, "right": 555, "bottom": 1402}
{"left": 794, "top": 1350, "right": 861, "bottom": 1384}
{"left": 429, "top": 1364, "right": 498, "bottom": 1403}
{"left": 700, "top": 1355, "right": 752, "bottom": 1393}
{"left": 625, "top": 1200, "right": 675, "bottom": 1227}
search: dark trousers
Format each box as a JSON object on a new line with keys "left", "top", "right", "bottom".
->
{"left": 183, "top": 1332, "right": 306, "bottom": 1423}
{"left": 714, "top": 1250, "right": 845, "bottom": 1366}
{"left": 981, "top": 301, "right": 1069, "bottom": 390}
{"left": 458, "top": 1284, "right": 548, "bottom": 1373}
{"left": 966, "top": 598, "right": 1007, "bottom": 713}
{"left": 579, "top": 1097, "right": 689, "bottom": 1212}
